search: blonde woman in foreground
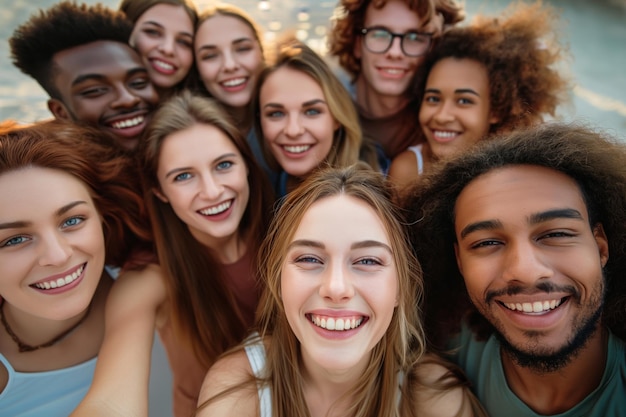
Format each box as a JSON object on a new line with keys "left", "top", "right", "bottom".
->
{"left": 196, "top": 164, "right": 485, "bottom": 417}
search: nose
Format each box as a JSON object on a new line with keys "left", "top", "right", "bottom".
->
{"left": 319, "top": 262, "right": 355, "bottom": 302}
{"left": 38, "top": 231, "right": 72, "bottom": 267}
{"left": 222, "top": 51, "right": 239, "bottom": 72}
{"left": 199, "top": 173, "right": 224, "bottom": 200}
{"left": 158, "top": 35, "right": 176, "bottom": 56}
{"left": 111, "top": 85, "right": 141, "bottom": 109}
{"left": 284, "top": 114, "right": 304, "bottom": 139}
{"left": 433, "top": 100, "right": 455, "bottom": 124}
{"left": 386, "top": 36, "right": 404, "bottom": 58}
{"left": 501, "top": 240, "right": 553, "bottom": 285}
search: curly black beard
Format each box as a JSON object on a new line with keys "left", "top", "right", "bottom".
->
{"left": 496, "top": 305, "right": 603, "bottom": 374}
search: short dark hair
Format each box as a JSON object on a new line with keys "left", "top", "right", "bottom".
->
{"left": 9, "top": 1, "right": 133, "bottom": 99}
{"left": 401, "top": 123, "right": 626, "bottom": 348}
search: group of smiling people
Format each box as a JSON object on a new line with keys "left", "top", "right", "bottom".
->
{"left": 1, "top": 0, "right": 625, "bottom": 416}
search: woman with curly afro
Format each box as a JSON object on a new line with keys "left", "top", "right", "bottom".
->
{"left": 388, "top": 2, "right": 569, "bottom": 190}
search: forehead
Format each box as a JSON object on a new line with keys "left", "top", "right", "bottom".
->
{"left": 135, "top": 4, "right": 194, "bottom": 32}
{"left": 364, "top": 0, "right": 425, "bottom": 29}
{"left": 428, "top": 58, "right": 489, "bottom": 91}
{"left": 454, "top": 165, "right": 589, "bottom": 229}
{"left": 157, "top": 123, "right": 240, "bottom": 168}
{"left": 196, "top": 14, "right": 256, "bottom": 44}
{"left": 292, "top": 195, "right": 390, "bottom": 244}
{"left": 0, "top": 167, "right": 93, "bottom": 218}
{"left": 260, "top": 67, "right": 323, "bottom": 102}
{"left": 52, "top": 41, "right": 144, "bottom": 84}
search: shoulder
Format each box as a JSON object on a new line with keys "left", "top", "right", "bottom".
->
{"left": 196, "top": 348, "right": 259, "bottom": 417}
{"left": 410, "top": 353, "right": 484, "bottom": 417}
{"left": 388, "top": 149, "right": 419, "bottom": 190}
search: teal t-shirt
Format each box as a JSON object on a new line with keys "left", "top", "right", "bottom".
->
{"left": 449, "top": 324, "right": 626, "bottom": 416}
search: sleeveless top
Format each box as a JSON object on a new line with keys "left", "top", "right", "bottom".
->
{"left": 407, "top": 144, "right": 424, "bottom": 176}
{"left": 0, "top": 352, "right": 96, "bottom": 417}
{"left": 244, "top": 335, "right": 404, "bottom": 417}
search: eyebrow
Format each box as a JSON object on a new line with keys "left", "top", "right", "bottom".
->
{"left": 197, "top": 37, "right": 253, "bottom": 51}
{"left": 459, "top": 208, "right": 585, "bottom": 239}
{"left": 263, "top": 99, "right": 327, "bottom": 110}
{"left": 0, "top": 200, "right": 87, "bottom": 230}
{"left": 287, "top": 239, "right": 392, "bottom": 253}
{"left": 424, "top": 87, "right": 480, "bottom": 96}
{"left": 142, "top": 21, "right": 193, "bottom": 38}
{"left": 164, "top": 152, "right": 239, "bottom": 179}
{"left": 72, "top": 68, "right": 148, "bottom": 86}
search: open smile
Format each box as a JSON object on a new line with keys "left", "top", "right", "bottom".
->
{"left": 307, "top": 313, "right": 367, "bottom": 331}
{"left": 198, "top": 199, "right": 233, "bottom": 216}
{"left": 31, "top": 263, "right": 86, "bottom": 290}
{"left": 500, "top": 297, "right": 569, "bottom": 314}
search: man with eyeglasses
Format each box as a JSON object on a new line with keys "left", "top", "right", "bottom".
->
{"left": 330, "top": 0, "right": 464, "bottom": 162}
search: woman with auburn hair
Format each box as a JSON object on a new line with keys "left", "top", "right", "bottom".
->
{"left": 0, "top": 119, "right": 150, "bottom": 416}
{"left": 196, "top": 164, "right": 486, "bottom": 417}
{"left": 74, "top": 90, "right": 274, "bottom": 417}
{"left": 254, "top": 41, "right": 378, "bottom": 198}
{"left": 120, "top": 0, "right": 198, "bottom": 98}
{"left": 389, "top": 2, "right": 569, "bottom": 190}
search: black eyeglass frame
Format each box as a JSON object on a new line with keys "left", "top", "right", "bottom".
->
{"left": 359, "top": 27, "right": 434, "bottom": 57}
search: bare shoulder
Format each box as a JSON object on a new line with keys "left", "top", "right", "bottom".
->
{"left": 107, "top": 263, "right": 166, "bottom": 317}
{"left": 196, "top": 349, "right": 259, "bottom": 417}
{"left": 388, "top": 149, "right": 419, "bottom": 191}
{"left": 411, "top": 354, "right": 481, "bottom": 417}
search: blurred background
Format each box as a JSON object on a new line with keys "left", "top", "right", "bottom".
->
{"left": 2, "top": 0, "right": 625, "bottom": 140}
{"left": 1, "top": 0, "right": 625, "bottom": 414}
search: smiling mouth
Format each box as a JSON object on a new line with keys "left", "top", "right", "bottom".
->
{"left": 432, "top": 130, "right": 459, "bottom": 139}
{"left": 283, "top": 145, "right": 311, "bottom": 154}
{"left": 199, "top": 200, "right": 232, "bottom": 216}
{"left": 500, "top": 297, "right": 569, "bottom": 314}
{"left": 307, "top": 314, "right": 365, "bottom": 331}
{"left": 221, "top": 78, "right": 246, "bottom": 88}
{"left": 109, "top": 115, "right": 145, "bottom": 129}
{"left": 31, "top": 264, "right": 85, "bottom": 290}
{"left": 152, "top": 59, "right": 175, "bottom": 72}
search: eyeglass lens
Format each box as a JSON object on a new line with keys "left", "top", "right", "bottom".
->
{"left": 364, "top": 28, "right": 430, "bottom": 57}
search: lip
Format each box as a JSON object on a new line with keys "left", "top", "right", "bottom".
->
{"left": 376, "top": 66, "right": 410, "bottom": 80}
{"left": 497, "top": 296, "right": 570, "bottom": 331}
{"left": 149, "top": 57, "right": 178, "bottom": 75}
{"left": 219, "top": 77, "right": 248, "bottom": 93}
{"left": 196, "top": 198, "right": 235, "bottom": 222}
{"left": 306, "top": 310, "right": 369, "bottom": 340}
{"left": 30, "top": 262, "right": 87, "bottom": 295}
{"left": 428, "top": 129, "right": 461, "bottom": 144}
{"left": 277, "top": 144, "right": 314, "bottom": 159}
{"left": 102, "top": 109, "right": 152, "bottom": 139}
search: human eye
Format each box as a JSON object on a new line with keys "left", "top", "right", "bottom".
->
{"left": 457, "top": 97, "right": 475, "bottom": 105}
{"left": 199, "top": 50, "right": 219, "bottom": 60}
{"left": 304, "top": 107, "right": 322, "bottom": 117}
{"left": 539, "top": 230, "right": 577, "bottom": 241}
{"left": 142, "top": 28, "right": 161, "bottom": 37}
{"left": 265, "top": 110, "right": 285, "bottom": 119}
{"left": 61, "top": 216, "right": 85, "bottom": 229}
{"left": 174, "top": 172, "right": 192, "bottom": 182}
{"left": 423, "top": 94, "right": 440, "bottom": 104}
{"left": 468, "top": 239, "right": 503, "bottom": 250}
{"left": 369, "top": 28, "right": 391, "bottom": 40}
{"left": 177, "top": 37, "right": 193, "bottom": 48}
{"left": 295, "top": 255, "right": 322, "bottom": 264}
{"left": 404, "top": 31, "right": 430, "bottom": 44}
{"left": 355, "top": 257, "right": 383, "bottom": 266}
{"left": 78, "top": 85, "right": 109, "bottom": 98}
{"left": 216, "top": 160, "right": 233, "bottom": 171}
{"left": 235, "top": 42, "right": 254, "bottom": 53}
{"left": 0, "top": 235, "right": 30, "bottom": 248}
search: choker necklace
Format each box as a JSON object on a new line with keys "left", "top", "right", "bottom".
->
{"left": 0, "top": 302, "right": 92, "bottom": 353}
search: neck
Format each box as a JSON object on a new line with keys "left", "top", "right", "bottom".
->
{"left": 354, "top": 76, "right": 407, "bottom": 118}
{"left": 300, "top": 352, "right": 368, "bottom": 417}
{"left": 501, "top": 326, "right": 609, "bottom": 415}
{"left": 207, "top": 233, "right": 247, "bottom": 264}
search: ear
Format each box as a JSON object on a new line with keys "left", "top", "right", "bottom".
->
{"left": 488, "top": 112, "right": 500, "bottom": 126}
{"left": 593, "top": 223, "right": 609, "bottom": 268}
{"left": 48, "top": 99, "right": 71, "bottom": 120}
{"left": 152, "top": 187, "right": 169, "bottom": 203}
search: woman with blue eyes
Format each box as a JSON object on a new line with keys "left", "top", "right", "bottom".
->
{"left": 0, "top": 119, "right": 150, "bottom": 416}
{"left": 388, "top": 2, "right": 569, "bottom": 190}
{"left": 74, "top": 91, "right": 274, "bottom": 417}
{"left": 254, "top": 41, "right": 378, "bottom": 198}
{"left": 120, "top": 0, "right": 198, "bottom": 99}
{"left": 196, "top": 164, "right": 486, "bottom": 417}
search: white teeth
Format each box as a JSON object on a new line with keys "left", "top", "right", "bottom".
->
{"left": 433, "top": 131, "right": 458, "bottom": 139}
{"left": 382, "top": 68, "right": 404, "bottom": 74}
{"left": 503, "top": 298, "right": 563, "bottom": 313}
{"left": 111, "top": 116, "right": 144, "bottom": 129}
{"left": 284, "top": 145, "right": 310, "bottom": 154}
{"left": 310, "top": 314, "right": 364, "bottom": 331}
{"left": 33, "top": 265, "right": 84, "bottom": 290}
{"left": 153, "top": 59, "right": 174, "bottom": 71}
{"left": 222, "top": 78, "right": 245, "bottom": 87}
{"left": 199, "top": 200, "right": 232, "bottom": 216}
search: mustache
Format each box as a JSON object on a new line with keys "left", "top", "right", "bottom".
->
{"left": 485, "top": 281, "right": 579, "bottom": 303}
